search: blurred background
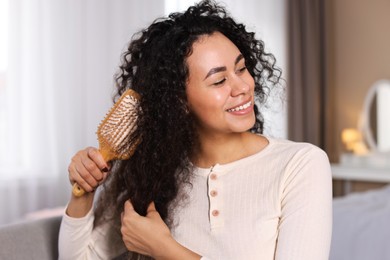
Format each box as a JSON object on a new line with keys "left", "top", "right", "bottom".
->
{"left": 1, "top": 0, "right": 390, "bottom": 259}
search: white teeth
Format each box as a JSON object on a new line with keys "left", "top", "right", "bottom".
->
{"left": 227, "top": 101, "right": 251, "bottom": 112}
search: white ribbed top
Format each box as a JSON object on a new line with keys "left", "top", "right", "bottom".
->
{"left": 59, "top": 137, "right": 333, "bottom": 260}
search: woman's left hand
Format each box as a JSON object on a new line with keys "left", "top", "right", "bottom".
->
{"left": 121, "top": 200, "right": 175, "bottom": 258}
{"left": 121, "top": 200, "right": 202, "bottom": 260}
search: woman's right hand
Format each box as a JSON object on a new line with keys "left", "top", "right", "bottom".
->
{"left": 68, "top": 147, "right": 110, "bottom": 194}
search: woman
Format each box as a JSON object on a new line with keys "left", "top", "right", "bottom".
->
{"left": 59, "top": 1, "right": 332, "bottom": 259}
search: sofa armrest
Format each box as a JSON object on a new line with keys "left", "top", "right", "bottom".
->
{"left": 0, "top": 215, "right": 62, "bottom": 260}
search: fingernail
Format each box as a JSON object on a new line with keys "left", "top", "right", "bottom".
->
{"left": 102, "top": 167, "right": 109, "bottom": 172}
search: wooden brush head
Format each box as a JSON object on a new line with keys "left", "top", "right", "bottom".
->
{"left": 97, "top": 88, "right": 141, "bottom": 162}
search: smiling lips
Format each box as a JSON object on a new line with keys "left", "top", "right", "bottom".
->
{"left": 226, "top": 100, "right": 252, "bottom": 113}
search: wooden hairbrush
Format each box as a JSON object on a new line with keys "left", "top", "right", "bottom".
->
{"left": 72, "top": 89, "right": 141, "bottom": 197}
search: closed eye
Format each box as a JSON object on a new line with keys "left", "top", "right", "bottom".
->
{"left": 237, "top": 66, "right": 247, "bottom": 73}
{"left": 213, "top": 78, "right": 226, "bottom": 86}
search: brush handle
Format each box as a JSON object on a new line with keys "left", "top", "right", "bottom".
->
{"left": 72, "top": 183, "right": 86, "bottom": 197}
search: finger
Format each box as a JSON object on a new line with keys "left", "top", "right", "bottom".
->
{"left": 146, "top": 201, "right": 161, "bottom": 220}
{"left": 87, "top": 148, "right": 111, "bottom": 183}
{"left": 147, "top": 201, "right": 156, "bottom": 213}
{"left": 124, "top": 200, "right": 136, "bottom": 213}
{"left": 87, "top": 147, "right": 109, "bottom": 172}
{"left": 80, "top": 155, "right": 104, "bottom": 186}
{"left": 68, "top": 148, "right": 102, "bottom": 193}
{"left": 68, "top": 163, "right": 77, "bottom": 184}
{"left": 69, "top": 163, "right": 95, "bottom": 192}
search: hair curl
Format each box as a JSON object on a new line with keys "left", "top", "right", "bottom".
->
{"left": 94, "top": 0, "right": 282, "bottom": 258}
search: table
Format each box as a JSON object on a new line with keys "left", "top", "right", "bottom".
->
{"left": 331, "top": 164, "right": 390, "bottom": 194}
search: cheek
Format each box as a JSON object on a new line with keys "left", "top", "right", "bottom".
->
{"left": 213, "top": 92, "right": 225, "bottom": 102}
{"left": 191, "top": 93, "right": 223, "bottom": 116}
{"left": 189, "top": 88, "right": 227, "bottom": 108}
{"left": 205, "top": 89, "right": 231, "bottom": 111}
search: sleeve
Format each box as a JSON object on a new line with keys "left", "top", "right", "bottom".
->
{"left": 58, "top": 206, "right": 123, "bottom": 260}
{"left": 275, "top": 146, "right": 333, "bottom": 260}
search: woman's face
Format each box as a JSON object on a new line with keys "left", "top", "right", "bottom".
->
{"left": 186, "top": 32, "right": 256, "bottom": 136}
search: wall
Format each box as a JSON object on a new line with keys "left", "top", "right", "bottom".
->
{"left": 329, "top": 0, "right": 390, "bottom": 160}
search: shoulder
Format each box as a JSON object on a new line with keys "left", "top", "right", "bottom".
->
{"left": 266, "top": 137, "right": 329, "bottom": 163}
{"left": 263, "top": 137, "right": 331, "bottom": 181}
{"left": 261, "top": 139, "right": 333, "bottom": 207}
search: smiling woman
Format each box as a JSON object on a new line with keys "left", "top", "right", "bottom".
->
{"left": 58, "top": 1, "right": 332, "bottom": 260}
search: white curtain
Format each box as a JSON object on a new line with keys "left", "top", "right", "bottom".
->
{"left": 0, "top": 0, "right": 164, "bottom": 226}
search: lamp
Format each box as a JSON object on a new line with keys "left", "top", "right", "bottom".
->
{"left": 341, "top": 128, "right": 369, "bottom": 155}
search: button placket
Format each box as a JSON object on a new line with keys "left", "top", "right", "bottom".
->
{"left": 208, "top": 169, "right": 224, "bottom": 229}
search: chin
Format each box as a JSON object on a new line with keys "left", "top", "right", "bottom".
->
{"left": 232, "top": 118, "right": 256, "bottom": 133}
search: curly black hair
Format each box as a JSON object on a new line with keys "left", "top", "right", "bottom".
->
{"left": 94, "top": 0, "right": 281, "bottom": 258}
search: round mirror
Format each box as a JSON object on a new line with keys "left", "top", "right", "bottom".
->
{"left": 359, "top": 79, "right": 390, "bottom": 154}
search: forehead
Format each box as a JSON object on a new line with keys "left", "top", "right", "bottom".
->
{"left": 186, "top": 32, "right": 242, "bottom": 71}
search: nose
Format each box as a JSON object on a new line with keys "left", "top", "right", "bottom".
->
{"left": 230, "top": 75, "right": 251, "bottom": 97}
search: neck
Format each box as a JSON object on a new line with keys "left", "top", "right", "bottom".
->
{"left": 191, "top": 131, "right": 266, "bottom": 168}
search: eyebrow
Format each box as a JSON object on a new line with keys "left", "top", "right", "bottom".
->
{"left": 204, "top": 54, "right": 244, "bottom": 80}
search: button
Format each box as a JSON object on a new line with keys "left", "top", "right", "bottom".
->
{"left": 210, "top": 173, "right": 217, "bottom": 180}
{"left": 210, "top": 190, "right": 218, "bottom": 197}
{"left": 212, "top": 210, "right": 219, "bottom": 217}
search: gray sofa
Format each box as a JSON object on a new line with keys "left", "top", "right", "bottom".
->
{"left": 0, "top": 216, "right": 62, "bottom": 260}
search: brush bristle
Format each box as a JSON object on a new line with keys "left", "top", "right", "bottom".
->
{"left": 97, "top": 89, "right": 141, "bottom": 161}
